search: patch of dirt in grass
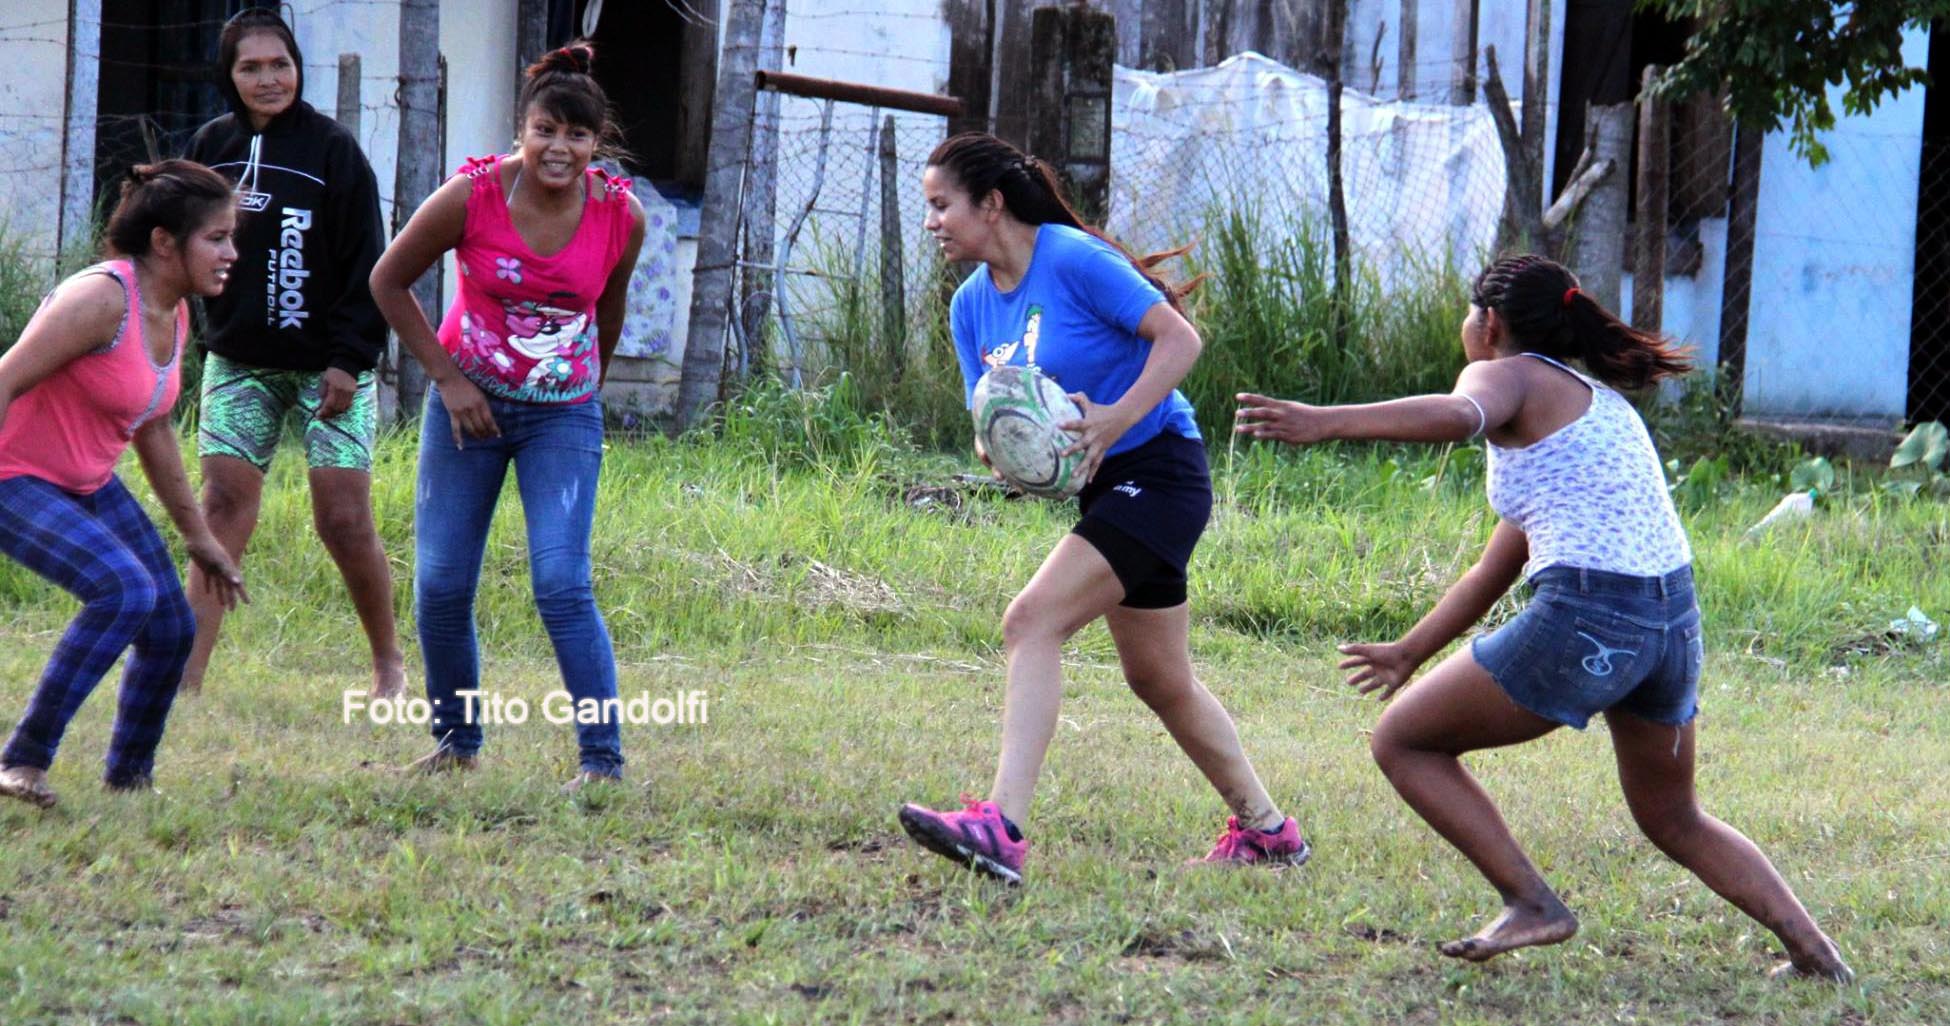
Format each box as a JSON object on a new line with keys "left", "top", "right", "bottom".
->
{"left": 1120, "top": 928, "right": 1234, "bottom": 963}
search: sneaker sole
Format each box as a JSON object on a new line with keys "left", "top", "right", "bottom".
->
{"left": 897, "top": 806, "right": 1023, "bottom": 886}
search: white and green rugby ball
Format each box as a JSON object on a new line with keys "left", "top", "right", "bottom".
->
{"left": 971, "top": 364, "right": 1086, "bottom": 499}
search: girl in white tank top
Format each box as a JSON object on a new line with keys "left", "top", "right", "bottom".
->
{"left": 1233, "top": 254, "right": 1851, "bottom": 981}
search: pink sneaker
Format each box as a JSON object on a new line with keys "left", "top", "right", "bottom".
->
{"left": 898, "top": 795, "right": 1027, "bottom": 885}
{"left": 1195, "top": 815, "right": 1311, "bottom": 868}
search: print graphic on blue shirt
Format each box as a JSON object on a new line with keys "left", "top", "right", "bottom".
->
{"left": 952, "top": 224, "right": 1200, "bottom": 458}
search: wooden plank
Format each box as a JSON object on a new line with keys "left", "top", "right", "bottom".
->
{"left": 1632, "top": 64, "right": 1670, "bottom": 334}
{"left": 945, "top": 0, "right": 993, "bottom": 136}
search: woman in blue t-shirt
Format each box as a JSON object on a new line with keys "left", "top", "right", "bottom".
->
{"left": 896, "top": 133, "right": 1309, "bottom": 885}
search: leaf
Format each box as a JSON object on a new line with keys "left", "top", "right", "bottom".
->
{"left": 1789, "top": 456, "right": 1835, "bottom": 494}
{"left": 1891, "top": 420, "right": 1948, "bottom": 470}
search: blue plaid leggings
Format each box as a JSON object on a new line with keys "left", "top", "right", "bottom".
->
{"left": 0, "top": 474, "right": 194, "bottom": 784}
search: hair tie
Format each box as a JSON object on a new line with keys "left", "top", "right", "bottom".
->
{"left": 1561, "top": 287, "right": 1580, "bottom": 309}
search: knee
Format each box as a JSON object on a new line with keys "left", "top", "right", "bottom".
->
{"left": 141, "top": 586, "right": 196, "bottom": 657}
{"left": 1000, "top": 594, "right": 1066, "bottom": 654}
{"left": 1632, "top": 801, "right": 1708, "bottom": 853}
{"left": 313, "top": 499, "right": 376, "bottom": 551}
{"left": 85, "top": 569, "right": 159, "bottom": 628}
{"left": 202, "top": 478, "right": 259, "bottom": 526}
{"left": 1368, "top": 716, "right": 1413, "bottom": 776}
{"left": 530, "top": 561, "right": 593, "bottom": 611}
{"left": 414, "top": 567, "right": 474, "bottom": 614}
{"left": 1126, "top": 669, "right": 1194, "bottom": 713}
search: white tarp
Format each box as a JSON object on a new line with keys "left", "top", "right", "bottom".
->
{"left": 1109, "top": 52, "right": 1508, "bottom": 280}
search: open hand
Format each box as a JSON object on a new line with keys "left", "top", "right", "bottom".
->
{"left": 186, "top": 533, "right": 249, "bottom": 611}
{"left": 1337, "top": 640, "right": 1419, "bottom": 701}
{"left": 1234, "top": 392, "right": 1330, "bottom": 445}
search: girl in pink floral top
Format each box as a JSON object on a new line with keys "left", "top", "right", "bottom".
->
{"left": 371, "top": 42, "right": 646, "bottom": 792}
{"left": 440, "top": 151, "right": 637, "bottom": 404}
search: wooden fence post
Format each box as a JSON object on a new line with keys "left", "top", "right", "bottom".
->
{"left": 1323, "top": 0, "right": 1351, "bottom": 348}
{"left": 1570, "top": 101, "right": 1632, "bottom": 311}
{"left": 392, "top": 0, "right": 440, "bottom": 420}
{"left": 1449, "top": 0, "right": 1478, "bottom": 105}
{"left": 1397, "top": 0, "right": 1417, "bottom": 100}
{"left": 677, "top": 0, "right": 768, "bottom": 432}
{"left": 1718, "top": 121, "right": 1763, "bottom": 410}
{"left": 878, "top": 114, "right": 906, "bottom": 380}
{"left": 1632, "top": 64, "right": 1669, "bottom": 334}
{"left": 336, "top": 54, "right": 359, "bottom": 136}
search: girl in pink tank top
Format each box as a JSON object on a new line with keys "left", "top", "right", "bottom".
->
{"left": 0, "top": 161, "right": 247, "bottom": 809}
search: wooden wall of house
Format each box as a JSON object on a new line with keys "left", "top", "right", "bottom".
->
{"left": 948, "top": 0, "right": 1338, "bottom": 147}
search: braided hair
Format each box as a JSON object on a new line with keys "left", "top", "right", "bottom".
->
{"left": 927, "top": 132, "right": 1198, "bottom": 310}
{"left": 1470, "top": 254, "right": 1692, "bottom": 390}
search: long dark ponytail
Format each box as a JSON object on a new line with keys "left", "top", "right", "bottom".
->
{"left": 926, "top": 132, "right": 1197, "bottom": 309}
{"left": 1470, "top": 254, "right": 1692, "bottom": 390}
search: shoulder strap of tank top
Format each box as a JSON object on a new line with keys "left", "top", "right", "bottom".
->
{"left": 71, "top": 260, "right": 133, "bottom": 356}
{"left": 1516, "top": 351, "right": 1606, "bottom": 391}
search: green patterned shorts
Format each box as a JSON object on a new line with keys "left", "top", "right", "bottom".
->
{"left": 198, "top": 352, "right": 378, "bottom": 473}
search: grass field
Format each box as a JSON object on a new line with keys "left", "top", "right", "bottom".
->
{"left": 0, "top": 426, "right": 1944, "bottom": 1025}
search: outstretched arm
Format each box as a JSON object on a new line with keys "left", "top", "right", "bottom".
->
{"left": 1339, "top": 519, "right": 1528, "bottom": 700}
{"left": 1234, "top": 359, "right": 1526, "bottom": 446}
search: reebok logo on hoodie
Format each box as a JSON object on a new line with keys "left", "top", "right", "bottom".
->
{"left": 270, "top": 207, "right": 312, "bottom": 329}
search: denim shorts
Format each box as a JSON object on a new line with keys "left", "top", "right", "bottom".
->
{"left": 1470, "top": 565, "right": 1703, "bottom": 730}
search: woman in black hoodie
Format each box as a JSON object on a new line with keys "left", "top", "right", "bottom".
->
{"left": 183, "top": 9, "right": 404, "bottom": 698}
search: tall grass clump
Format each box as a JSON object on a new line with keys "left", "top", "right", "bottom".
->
{"left": 1177, "top": 204, "right": 1469, "bottom": 440}
{"left": 781, "top": 236, "right": 968, "bottom": 449}
{"left": 0, "top": 222, "right": 50, "bottom": 351}
{"left": 715, "top": 371, "right": 910, "bottom": 473}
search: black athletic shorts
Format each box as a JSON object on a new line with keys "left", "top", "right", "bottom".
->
{"left": 1070, "top": 430, "right": 1211, "bottom": 609}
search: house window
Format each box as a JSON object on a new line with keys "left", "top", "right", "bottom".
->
{"left": 94, "top": 0, "right": 257, "bottom": 209}
{"left": 574, "top": 0, "right": 718, "bottom": 201}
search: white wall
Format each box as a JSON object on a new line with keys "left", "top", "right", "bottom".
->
{"left": 1741, "top": 27, "right": 1928, "bottom": 422}
{"left": 0, "top": 0, "right": 77, "bottom": 267}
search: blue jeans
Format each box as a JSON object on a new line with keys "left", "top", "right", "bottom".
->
{"left": 1471, "top": 565, "right": 1702, "bottom": 730}
{"left": 415, "top": 386, "right": 622, "bottom": 774}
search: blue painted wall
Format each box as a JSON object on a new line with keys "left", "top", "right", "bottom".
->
{"left": 1740, "top": 27, "right": 1929, "bottom": 422}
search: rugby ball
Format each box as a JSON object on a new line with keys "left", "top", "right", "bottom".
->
{"left": 971, "top": 364, "right": 1086, "bottom": 499}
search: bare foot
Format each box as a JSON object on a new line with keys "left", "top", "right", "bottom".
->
{"left": 1770, "top": 935, "right": 1854, "bottom": 983}
{"left": 1437, "top": 898, "right": 1579, "bottom": 962}
{"left": 0, "top": 764, "right": 58, "bottom": 808}
{"left": 370, "top": 653, "right": 408, "bottom": 701}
